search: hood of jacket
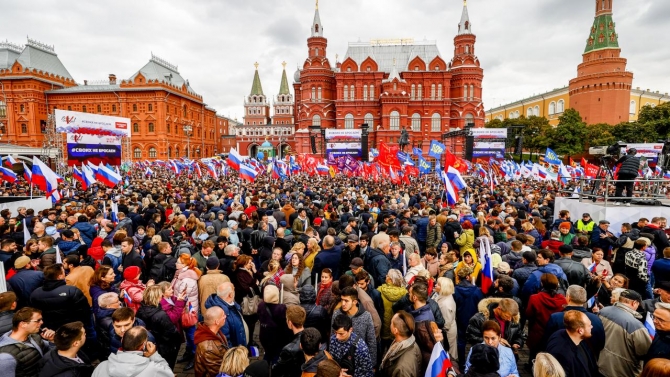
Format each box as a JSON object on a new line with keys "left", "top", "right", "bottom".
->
{"left": 136, "top": 304, "right": 162, "bottom": 321}
{"left": 42, "top": 349, "right": 91, "bottom": 376}
{"left": 539, "top": 263, "right": 565, "bottom": 277}
{"left": 193, "top": 322, "right": 226, "bottom": 344}
{"left": 42, "top": 279, "right": 67, "bottom": 292}
{"left": 120, "top": 280, "right": 146, "bottom": 291}
{"left": 533, "top": 291, "right": 567, "bottom": 311}
{"left": 176, "top": 268, "right": 200, "bottom": 282}
{"left": 105, "top": 247, "right": 122, "bottom": 258}
{"left": 280, "top": 274, "right": 298, "bottom": 293}
{"left": 378, "top": 284, "right": 407, "bottom": 302}
{"left": 299, "top": 284, "right": 317, "bottom": 304}
{"left": 102, "top": 350, "right": 155, "bottom": 376}
{"left": 476, "top": 297, "right": 520, "bottom": 324}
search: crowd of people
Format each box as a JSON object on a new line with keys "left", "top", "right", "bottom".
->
{"left": 0, "top": 167, "right": 669, "bottom": 377}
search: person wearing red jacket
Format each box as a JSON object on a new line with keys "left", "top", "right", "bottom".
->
{"left": 525, "top": 273, "right": 567, "bottom": 361}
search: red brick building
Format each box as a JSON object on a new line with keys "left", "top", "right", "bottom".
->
{"left": 569, "top": 0, "right": 634, "bottom": 125}
{"left": 291, "top": 2, "right": 485, "bottom": 157}
{"left": 0, "top": 38, "right": 231, "bottom": 161}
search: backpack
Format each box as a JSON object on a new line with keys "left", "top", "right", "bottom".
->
{"left": 150, "top": 255, "right": 175, "bottom": 283}
{"left": 335, "top": 334, "right": 358, "bottom": 375}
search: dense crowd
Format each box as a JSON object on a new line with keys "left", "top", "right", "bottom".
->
{"left": 0, "top": 169, "right": 669, "bottom": 377}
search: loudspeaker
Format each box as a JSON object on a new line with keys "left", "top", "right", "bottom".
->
{"left": 310, "top": 135, "right": 317, "bottom": 154}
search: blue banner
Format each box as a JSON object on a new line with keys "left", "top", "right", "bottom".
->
{"left": 67, "top": 143, "right": 121, "bottom": 166}
{"left": 418, "top": 156, "right": 431, "bottom": 174}
{"left": 429, "top": 140, "right": 446, "bottom": 159}
{"left": 413, "top": 147, "right": 423, "bottom": 156}
{"left": 544, "top": 148, "right": 562, "bottom": 165}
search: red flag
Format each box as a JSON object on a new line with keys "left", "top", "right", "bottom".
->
{"left": 377, "top": 142, "right": 401, "bottom": 169}
{"left": 405, "top": 165, "right": 419, "bottom": 177}
{"left": 453, "top": 157, "right": 468, "bottom": 173}
{"left": 569, "top": 157, "right": 576, "bottom": 167}
{"left": 584, "top": 163, "right": 599, "bottom": 178}
{"left": 444, "top": 149, "right": 456, "bottom": 168}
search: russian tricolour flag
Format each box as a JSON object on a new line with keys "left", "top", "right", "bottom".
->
{"left": 227, "top": 148, "right": 243, "bottom": 171}
{"left": 72, "top": 166, "right": 87, "bottom": 190}
{"left": 22, "top": 162, "right": 32, "bottom": 183}
{"left": 3, "top": 155, "right": 17, "bottom": 168}
{"left": 425, "top": 342, "right": 453, "bottom": 377}
{"left": 239, "top": 162, "right": 258, "bottom": 182}
{"left": 96, "top": 163, "right": 122, "bottom": 188}
{"left": 479, "top": 237, "right": 494, "bottom": 294}
{"left": 32, "top": 157, "right": 60, "bottom": 199}
{"left": 0, "top": 166, "right": 17, "bottom": 183}
{"left": 646, "top": 312, "right": 656, "bottom": 339}
{"left": 446, "top": 166, "right": 467, "bottom": 190}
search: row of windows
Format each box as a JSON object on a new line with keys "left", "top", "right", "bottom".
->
{"left": 339, "top": 112, "right": 445, "bottom": 132}
{"left": 238, "top": 129, "right": 292, "bottom": 136}
{"left": 133, "top": 146, "right": 212, "bottom": 159}
{"left": 248, "top": 107, "right": 266, "bottom": 115}
{"left": 341, "top": 85, "right": 375, "bottom": 101}
{"left": 131, "top": 104, "right": 154, "bottom": 112}
{"left": 548, "top": 100, "right": 565, "bottom": 115}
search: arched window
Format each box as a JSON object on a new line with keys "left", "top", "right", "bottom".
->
{"left": 549, "top": 102, "right": 556, "bottom": 115}
{"left": 133, "top": 148, "right": 142, "bottom": 159}
{"left": 390, "top": 111, "right": 400, "bottom": 130}
{"left": 82, "top": 106, "right": 87, "bottom": 113}
{"left": 168, "top": 147, "right": 172, "bottom": 158}
{"left": 527, "top": 108, "right": 533, "bottom": 117}
{"left": 183, "top": 105, "right": 187, "bottom": 117}
{"left": 148, "top": 104, "right": 153, "bottom": 111}
{"left": 317, "top": 87, "right": 322, "bottom": 100}
{"left": 463, "top": 85, "right": 468, "bottom": 100}
{"left": 431, "top": 84, "right": 436, "bottom": 99}
{"left": 411, "top": 84, "right": 416, "bottom": 100}
{"left": 132, "top": 104, "right": 137, "bottom": 112}
{"left": 350, "top": 85, "right": 355, "bottom": 100}
{"left": 369, "top": 85, "right": 374, "bottom": 99}
{"left": 311, "top": 87, "right": 316, "bottom": 100}
{"left": 345, "top": 113, "right": 354, "bottom": 129}
{"left": 363, "top": 85, "right": 368, "bottom": 101}
{"left": 412, "top": 113, "right": 421, "bottom": 131}
{"left": 97, "top": 105, "right": 101, "bottom": 113}
{"left": 167, "top": 124, "right": 171, "bottom": 133}
{"left": 20, "top": 104, "right": 24, "bottom": 112}
{"left": 465, "top": 113, "right": 475, "bottom": 128}
{"left": 343, "top": 85, "right": 348, "bottom": 101}
{"left": 470, "top": 85, "right": 475, "bottom": 100}
{"left": 557, "top": 100, "right": 565, "bottom": 113}
{"left": 417, "top": 84, "right": 422, "bottom": 100}
{"left": 148, "top": 123, "right": 155, "bottom": 132}
{"left": 312, "top": 115, "right": 321, "bottom": 126}
{"left": 175, "top": 147, "right": 180, "bottom": 157}
{"left": 437, "top": 84, "right": 443, "bottom": 100}
{"left": 630, "top": 100, "right": 636, "bottom": 114}
{"left": 133, "top": 123, "right": 139, "bottom": 133}
{"left": 112, "top": 105, "right": 117, "bottom": 112}
{"left": 431, "top": 113, "right": 441, "bottom": 132}
{"left": 21, "top": 124, "right": 28, "bottom": 134}
{"left": 149, "top": 147, "right": 157, "bottom": 158}
{"left": 364, "top": 113, "right": 374, "bottom": 129}
{"left": 533, "top": 105, "right": 540, "bottom": 116}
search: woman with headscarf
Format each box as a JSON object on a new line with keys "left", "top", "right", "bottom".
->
{"left": 233, "top": 255, "right": 260, "bottom": 348}
{"left": 279, "top": 274, "right": 301, "bottom": 306}
{"left": 285, "top": 252, "right": 311, "bottom": 288}
{"left": 172, "top": 252, "right": 202, "bottom": 369}
{"left": 433, "top": 277, "right": 458, "bottom": 363}
{"left": 453, "top": 250, "right": 481, "bottom": 285}
{"left": 257, "top": 285, "right": 291, "bottom": 362}
{"left": 456, "top": 221, "right": 476, "bottom": 257}
{"left": 227, "top": 220, "right": 240, "bottom": 247}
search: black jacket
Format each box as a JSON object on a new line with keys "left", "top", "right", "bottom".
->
{"left": 554, "top": 257, "right": 591, "bottom": 287}
{"left": 134, "top": 305, "right": 179, "bottom": 359}
{"left": 443, "top": 221, "right": 462, "bottom": 247}
{"left": 0, "top": 310, "right": 13, "bottom": 335}
{"left": 38, "top": 349, "right": 94, "bottom": 377}
{"left": 121, "top": 249, "right": 144, "bottom": 271}
{"left": 616, "top": 154, "right": 641, "bottom": 177}
{"left": 30, "top": 280, "right": 91, "bottom": 331}
{"left": 392, "top": 295, "right": 445, "bottom": 328}
{"left": 363, "top": 247, "right": 391, "bottom": 288}
{"left": 272, "top": 331, "right": 305, "bottom": 377}
{"left": 546, "top": 329, "right": 598, "bottom": 377}
{"left": 299, "top": 285, "right": 330, "bottom": 341}
{"left": 466, "top": 298, "right": 525, "bottom": 348}
{"left": 647, "top": 330, "right": 670, "bottom": 361}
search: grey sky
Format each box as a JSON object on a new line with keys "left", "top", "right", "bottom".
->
{"left": 2, "top": 0, "right": 668, "bottom": 120}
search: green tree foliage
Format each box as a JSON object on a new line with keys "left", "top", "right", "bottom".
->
{"left": 549, "top": 109, "right": 587, "bottom": 156}
{"left": 584, "top": 123, "right": 616, "bottom": 150}
{"left": 612, "top": 121, "right": 659, "bottom": 143}
{"left": 637, "top": 102, "right": 670, "bottom": 139}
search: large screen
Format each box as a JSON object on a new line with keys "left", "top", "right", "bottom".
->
{"left": 472, "top": 128, "right": 507, "bottom": 159}
{"left": 325, "top": 129, "right": 362, "bottom": 164}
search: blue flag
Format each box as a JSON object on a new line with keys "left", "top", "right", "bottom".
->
{"left": 435, "top": 158, "right": 441, "bottom": 172}
{"left": 418, "top": 156, "right": 431, "bottom": 174}
{"left": 370, "top": 148, "right": 379, "bottom": 158}
{"left": 412, "top": 147, "right": 423, "bottom": 156}
{"left": 429, "top": 140, "right": 446, "bottom": 159}
{"left": 544, "top": 148, "right": 561, "bottom": 165}
{"left": 397, "top": 151, "right": 410, "bottom": 163}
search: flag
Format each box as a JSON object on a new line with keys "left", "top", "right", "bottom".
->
{"left": 22, "top": 162, "right": 32, "bottom": 183}
{"left": 544, "top": 148, "right": 561, "bottom": 165}
{"left": 227, "top": 148, "right": 243, "bottom": 171}
{"left": 95, "top": 163, "right": 122, "bottom": 188}
{"left": 479, "top": 237, "right": 494, "bottom": 293}
{"left": 23, "top": 219, "right": 31, "bottom": 245}
{"left": 123, "top": 290, "right": 132, "bottom": 306}
{"left": 412, "top": 147, "right": 423, "bottom": 156}
{"left": 72, "top": 167, "right": 86, "bottom": 190}
{"left": 587, "top": 295, "right": 596, "bottom": 308}
{"left": 646, "top": 312, "right": 656, "bottom": 339}
{"left": 31, "top": 157, "right": 60, "bottom": 197}
{"left": 0, "top": 167, "right": 17, "bottom": 183}
{"left": 425, "top": 341, "right": 453, "bottom": 377}
{"left": 446, "top": 166, "right": 467, "bottom": 190}
{"left": 587, "top": 262, "right": 597, "bottom": 274}
{"left": 110, "top": 201, "right": 119, "bottom": 223}
{"left": 239, "top": 162, "right": 258, "bottom": 182}
{"left": 145, "top": 167, "right": 154, "bottom": 177}
{"left": 82, "top": 164, "right": 96, "bottom": 188}
{"left": 55, "top": 245, "right": 62, "bottom": 264}
{"left": 428, "top": 140, "right": 446, "bottom": 159}
{"left": 440, "top": 171, "right": 458, "bottom": 205}
{"left": 377, "top": 142, "right": 401, "bottom": 168}
{"left": 3, "top": 155, "right": 17, "bottom": 168}
{"left": 418, "top": 156, "right": 432, "bottom": 174}
{"left": 444, "top": 149, "right": 456, "bottom": 168}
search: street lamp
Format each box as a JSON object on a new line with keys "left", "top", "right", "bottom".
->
{"left": 183, "top": 125, "right": 192, "bottom": 158}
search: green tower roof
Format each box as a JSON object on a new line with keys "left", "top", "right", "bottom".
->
{"left": 279, "top": 66, "right": 290, "bottom": 95}
{"left": 584, "top": 14, "right": 619, "bottom": 53}
{"left": 250, "top": 62, "right": 264, "bottom": 96}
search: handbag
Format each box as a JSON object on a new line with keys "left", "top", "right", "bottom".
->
{"left": 242, "top": 289, "right": 260, "bottom": 316}
{"left": 180, "top": 285, "right": 198, "bottom": 327}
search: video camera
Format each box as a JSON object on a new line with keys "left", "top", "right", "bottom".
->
{"left": 589, "top": 141, "right": 627, "bottom": 159}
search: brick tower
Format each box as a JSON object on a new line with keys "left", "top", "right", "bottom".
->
{"left": 272, "top": 62, "right": 294, "bottom": 126}
{"left": 569, "top": 0, "right": 633, "bottom": 125}
{"left": 293, "top": 0, "right": 336, "bottom": 154}
{"left": 244, "top": 62, "right": 271, "bottom": 126}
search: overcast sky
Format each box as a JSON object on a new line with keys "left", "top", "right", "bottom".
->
{"left": 2, "top": 0, "right": 668, "bottom": 120}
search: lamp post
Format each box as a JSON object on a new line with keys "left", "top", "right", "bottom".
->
{"left": 183, "top": 125, "right": 192, "bottom": 159}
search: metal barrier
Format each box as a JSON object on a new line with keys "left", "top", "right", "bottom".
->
{"left": 560, "top": 177, "right": 668, "bottom": 206}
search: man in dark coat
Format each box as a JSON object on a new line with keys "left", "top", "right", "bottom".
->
{"left": 29, "top": 264, "right": 91, "bottom": 332}
{"left": 272, "top": 305, "right": 306, "bottom": 377}
{"left": 646, "top": 301, "right": 670, "bottom": 361}
{"left": 72, "top": 215, "right": 97, "bottom": 247}
{"left": 120, "top": 237, "right": 144, "bottom": 272}
{"left": 312, "top": 236, "right": 341, "bottom": 282}
{"left": 546, "top": 310, "right": 599, "bottom": 377}
{"left": 39, "top": 321, "right": 94, "bottom": 377}
{"left": 591, "top": 220, "right": 617, "bottom": 253}
{"left": 642, "top": 217, "right": 670, "bottom": 259}
{"left": 614, "top": 148, "right": 641, "bottom": 206}
{"left": 8, "top": 256, "right": 44, "bottom": 309}
{"left": 363, "top": 240, "right": 391, "bottom": 288}
{"left": 299, "top": 285, "right": 329, "bottom": 341}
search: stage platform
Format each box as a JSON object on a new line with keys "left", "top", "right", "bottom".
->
{"left": 554, "top": 197, "right": 670, "bottom": 231}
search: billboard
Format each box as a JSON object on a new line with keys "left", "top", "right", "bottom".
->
{"left": 66, "top": 134, "right": 121, "bottom": 166}
{"left": 621, "top": 143, "right": 664, "bottom": 165}
{"left": 472, "top": 128, "right": 507, "bottom": 159}
{"left": 55, "top": 109, "right": 131, "bottom": 137}
{"left": 325, "top": 129, "right": 362, "bottom": 164}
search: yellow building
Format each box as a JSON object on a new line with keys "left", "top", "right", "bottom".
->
{"left": 485, "top": 87, "right": 668, "bottom": 126}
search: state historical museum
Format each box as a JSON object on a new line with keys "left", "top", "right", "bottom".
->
{"left": 290, "top": 1, "right": 485, "bottom": 156}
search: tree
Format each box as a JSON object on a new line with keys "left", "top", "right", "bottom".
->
{"left": 549, "top": 109, "right": 587, "bottom": 156}
{"left": 636, "top": 102, "right": 670, "bottom": 139}
{"left": 584, "top": 123, "right": 616, "bottom": 150}
{"left": 523, "top": 116, "right": 552, "bottom": 157}
{"left": 612, "top": 121, "right": 659, "bottom": 143}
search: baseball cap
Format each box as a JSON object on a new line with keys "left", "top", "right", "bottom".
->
{"left": 349, "top": 257, "right": 364, "bottom": 269}
{"left": 206, "top": 256, "right": 220, "bottom": 270}
{"left": 14, "top": 256, "right": 31, "bottom": 270}
{"left": 620, "top": 289, "right": 642, "bottom": 303}
{"left": 497, "top": 262, "right": 511, "bottom": 274}
{"left": 599, "top": 220, "right": 610, "bottom": 225}
{"left": 347, "top": 234, "right": 359, "bottom": 243}
{"left": 656, "top": 280, "right": 670, "bottom": 292}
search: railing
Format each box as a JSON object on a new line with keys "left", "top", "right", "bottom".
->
{"left": 559, "top": 177, "right": 667, "bottom": 205}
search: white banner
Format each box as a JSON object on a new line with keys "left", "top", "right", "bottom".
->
{"left": 474, "top": 141, "right": 506, "bottom": 149}
{"left": 66, "top": 134, "right": 121, "bottom": 144}
{"left": 621, "top": 143, "right": 663, "bottom": 159}
{"left": 325, "top": 129, "right": 362, "bottom": 141}
{"left": 55, "top": 109, "right": 131, "bottom": 137}
{"left": 472, "top": 128, "right": 508, "bottom": 139}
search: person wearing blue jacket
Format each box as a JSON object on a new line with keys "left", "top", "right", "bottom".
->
{"left": 415, "top": 210, "right": 429, "bottom": 254}
{"left": 521, "top": 249, "right": 568, "bottom": 302}
{"left": 453, "top": 265, "right": 484, "bottom": 368}
{"left": 204, "top": 282, "right": 247, "bottom": 347}
{"left": 72, "top": 215, "right": 97, "bottom": 247}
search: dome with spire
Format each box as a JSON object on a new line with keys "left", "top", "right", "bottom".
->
{"left": 458, "top": 0, "right": 472, "bottom": 35}
{"left": 294, "top": 66, "right": 301, "bottom": 83}
{"left": 261, "top": 140, "right": 273, "bottom": 148}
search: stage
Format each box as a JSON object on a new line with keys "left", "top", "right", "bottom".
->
{"left": 554, "top": 197, "right": 670, "bottom": 232}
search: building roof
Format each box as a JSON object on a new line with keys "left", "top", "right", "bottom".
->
{"left": 485, "top": 86, "right": 569, "bottom": 113}
{"left": 458, "top": 1, "right": 472, "bottom": 36}
{"left": 584, "top": 14, "right": 619, "bottom": 53}
{"left": 311, "top": 3, "right": 323, "bottom": 38}
{"left": 129, "top": 54, "right": 198, "bottom": 95}
{"left": 0, "top": 41, "right": 23, "bottom": 70}
{"left": 279, "top": 63, "right": 290, "bottom": 95}
{"left": 250, "top": 63, "right": 264, "bottom": 96}
{"left": 5, "top": 38, "right": 74, "bottom": 80}
{"left": 343, "top": 40, "right": 441, "bottom": 73}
